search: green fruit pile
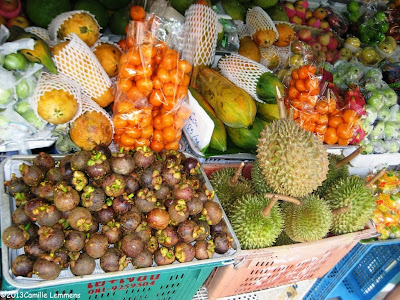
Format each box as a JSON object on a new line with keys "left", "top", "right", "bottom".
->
{"left": 358, "top": 11, "right": 389, "bottom": 46}
{"left": 343, "top": 0, "right": 361, "bottom": 23}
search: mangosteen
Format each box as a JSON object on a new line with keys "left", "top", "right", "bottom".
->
{"left": 154, "top": 247, "right": 175, "bottom": 266}
{"left": 168, "top": 199, "right": 189, "bottom": 225}
{"left": 161, "top": 163, "right": 181, "bottom": 187}
{"left": 64, "top": 230, "right": 86, "bottom": 252}
{"left": 201, "top": 201, "right": 223, "bottom": 225}
{"left": 139, "top": 169, "right": 162, "bottom": 190}
{"left": 111, "top": 151, "right": 135, "bottom": 175}
{"left": 135, "top": 221, "right": 152, "bottom": 243}
{"left": 12, "top": 254, "right": 34, "bottom": 277}
{"left": 172, "top": 183, "right": 194, "bottom": 201}
{"left": 70, "top": 150, "right": 91, "bottom": 171}
{"left": 59, "top": 155, "right": 74, "bottom": 179}
{"left": 151, "top": 160, "right": 164, "bottom": 173}
{"left": 125, "top": 175, "right": 140, "bottom": 195}
{"left": 120, "top": 211, "right": 141, "bottom": 234}
{"left": 33, "top": 257, "right": 61, "bottom": 280}
{"left": 34, "top": 181, "right": 54, "bottom": 200}
{"left": 25, "top": 223, "right": 39, "bottom": 241}
{"left": 185, "top": 176, "right": 201, "bottom": 191}
{"left": 161, "top": 150, "right": 184, "bottom": 166}
{"left": 38, "top": 226, "right": 64, "bottom": 252}
{"left": 33, "top": 152, "right": 55, "bottom": 171}
{"left": 96, "top": 206, "right": 115, "bottom": 224}
{"left": 67, "top": 207, "right": 93, "bottom": 232}
{"left": 112, "top": 194, "right": 133, "bottom": 215}
{"left": 146, "top": 236, "right": 158, "bottom": 254}
{"left": 70, "top": 171, "right": 88, "bottom": 192}
{"left": 2, "top": 225, "right": 29, "bottom": 249}
{"left": 53, "top": 183, "right": 80, "bottom": 212}
{"left": 19, "top": 163, "right": 44, "bottom": 187}
{"left": 85, "top": 233, "right": 109, "bottom": 258}
{"left": 89, "top": 216, "right": 99, "bottom": 234}
{"left": 163, "top": 197, "right": 175, "bottom": 209}
{"left": 196, "top": 187, "right": 214, "bottom": 203}
{"left": 54, "top": 247, "right": 70, "bottom": 269}
{"left": 36, "top": 205, "right": 61, "bottom": 227}
{"left": 186, "top": 197, "right": 204, "bottom": 216}
{"left": 121, "top": 233, "right": 144, "bottom": 258}
{"left": 24, "top": 197, "right": 47, "bottom": 219}
{"left": 81, "top": 185, "right": 106, "bottom": 212}
{"left": 135, "top": 188, "right": 158, "bottom": 213}
{"left": 195, "top": 219, "right": 210, "bottom": 241}
{"left": 194, "top": 240, "right": 215, "bottom": 260}
{"left": 154, "top": 183, "right": 171, "bottom": 202}
{"left": 213, "top": 232, "right": 232, "bottom": 254}
{"left": 156, "top": 225, "right": 179, "bottom": 248}
{"left": 102, "top": 173, "right": 126, "bottom": 197}
{"left": 175, "top": 242, "right": 195, "bottom": 263}
{"left": 86, "top": 151, "right": 110, "bottom": 180}
{"left": 182, "top": 157, "right": 201, "bottom": 176}
{"left": 102, "top": 220, "right": 123, "bottom": 244}
{"left": 6, "top": 176, "right": 30, "bottom": 197}
{"left": 133, "top": 146, "right": 155, "bottom": 168}
{"left": 147, "top": 208, "right": 170, "bottom": 230}
{"left": 70, "top": 252, "right": 96, "bottom": 276}
{"left": 211, "top": 220, "right": 228, "bottom": 235}
{"left": 24, "top": 239, "right": 46, "bottom": 257}
{"left": 177, "top": 220, "right": 200, "bottom": 243}
{"left": 12, "top": 207, "right": 30, "bottom": 225}
{"left": 45, "top": 167, "right": 64, "bottom": 183}
{"left": 132, "top": 249, "right": 153, "bottom": 268}
{"left": 100, "top": 248, "right": 128, "bottom": 272}
{"left": 93, "top": 144, "right": 112, "bottom": 159}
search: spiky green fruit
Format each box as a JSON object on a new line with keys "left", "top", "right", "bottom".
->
{"left": 230, "top": 194, "right": 283, "bottom": 249}
{"left": 315, "top": 154, "right": 350, "bottom": 197}
{"left": 283, "top": 194, "right": 333, "bottom": 242}
{"left": 256, "top": 119, "right": 329, "bottom": 197}
{"left": 325, "top": 175, "right": 375, "bottom": 235}
{"left": 251, "top": 159, "right": 274, "bottom": 195}
{"left": 209, "top": 167, "right": 254, "bottom": 217}
{"left": 274, "top": 230, "right": 297, "bottom": 246}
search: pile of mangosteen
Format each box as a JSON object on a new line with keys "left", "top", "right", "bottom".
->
{"left": 2, "top": 146, "right": 233, "bottom": 280}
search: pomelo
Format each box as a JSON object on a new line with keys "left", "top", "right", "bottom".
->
{"left": 74, "top": 0, "right": 109, "bottom": 28}
{"left": 108, "top": 8, "right": 130, "bottom": 35}
{"left": 26, "top": 0, "right": 71, "bottom": 28}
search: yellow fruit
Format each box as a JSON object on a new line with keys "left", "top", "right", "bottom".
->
{"left": 37, "top": 89, "right": 78, "bottom": 124}
{"left": 93, "top": 86, "right": 115, "bottom": 108}
{"left": 93, "top": 42, "right": 122, "bottom": 78}
{"left": 274, "top": 23, "right": 295, "bottom": 47}
{"left": 238, "top": 36, "right": 261, "bottom": 62}
{"left": 252, "top": 29, "right": 277, "bottom": 48}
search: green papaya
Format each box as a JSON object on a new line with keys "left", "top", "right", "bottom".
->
{"left": 257, "top": 102, "right": 280, "bottom": 122}
{"left": 189, "top": 87, "right": 227, "bottom": 152}
{"left": 226, "top": 116, "right": 266, "bottom": 150}
{"left": 256, "top": 72, "right": 285, "bottom": 104}
{"left": 196, "top": 67, "right": 256, "bottom": 129}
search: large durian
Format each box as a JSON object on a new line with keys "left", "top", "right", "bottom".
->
{"left": 256, "top": 117, "right": 329, "bottom": 198}
{"left": 251, "top": 159, "right": 274, "bottom": 195}
{"left": 274, "top": 230, "right": 297, "bottom": 246}
{"left": 325, "top": 175, "right": 375, "bottom": 235}
{"left": 315, "top": 154, "right": 349, "bottom": 197}
{"left": 282, "top": 194, "right": 333, "bottom": 242}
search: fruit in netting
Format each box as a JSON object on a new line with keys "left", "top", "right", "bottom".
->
{"left": 325, "top": 175, "right": 375, "bottom": 235}
{"left": 93, "top": 42, "right": 122, "bottom": 78}
{"left": 253, "top": 29, "right": 277, "bottom": 48}
{"left": 315, "top": 154, "right": 349, "bottom": 197}
{"left": 70, "top": 252, "right": 96, "bottom": 276}
{"left": 37, "top": 89, "right": 78, "bottom": 124}
{"left": 282, "top": 194, "right": 333, "bottom": 242}
{"left": 256, "top": 118, "right": 329, "bottom": 197}
{"left": 274, "top": 23, "right": 295, "bottom": 47}
{"left": 56, "top": 12, "right": 100, "bottom": 47}
{"left": 251, "top": 159, "right": 274, "bottom": 195}
{"left": 69, "top": 111, "right": 113, "bottom": 151}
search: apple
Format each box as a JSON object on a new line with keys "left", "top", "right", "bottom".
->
{"left": 360, "top": 47, "right": 381, "bottom": 65}
{"left": 295, "top": 4, "right": 306, "bottom": 19}
{"left": 325, "top": 50, "right": 337, "bottom": 64}
{"left": 0, "top": 0, "right": 18, "bottom": 13}
{"left": 339, "top": 48, "right": 352, "bottom": 61}
{"left": 320, "top": 20, "right": 330, "bottom": 30}
{"left": 321, "top": 45, "right": 328, "bottom": 52}
{"left": 317, "top": 33, "right": 330, "bottom": 46}
{"left": 290, "top": 54, "right": 303, "bottom": 67}
{"left": 305, "top": 8, "right": 313, "bottom": 20}
{"left": 295, "top": 0, "right": 309, "bottom": 10}
{"left": 291, "top": 40, "right": 305, "bottom": 54}
{"left": 312, "top": 7, "right": 327, "bottom": 20}
{"left": 316, "top": 51, "right": 326, "bottom": 63}
{"left": 344, "top": 37, "right": 361, "bottom": 50}
{"left": 310, "top": 40, "right": 322, "bottom": 52}
{"left": 7, "top": 15, "right": 29, "bottom": 29}
{"left": 307, "top": 17, "right": 321, "bottom": 28}
{"left": 327, "top": 36, "right": 339, "bottom": 50}
{"left": 298, "top": 28, "right": 312, "bottom": 42}
{"left": 284, "top": 2, "right": 296, "bottom": 18}
{"left": 290, "top": 15, "right": 303, "bottom": 24}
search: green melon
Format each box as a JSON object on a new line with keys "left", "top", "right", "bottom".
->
{"left": 256, "top": 72, "right": 285, "bottom": 104}
{"left": 226, "top": 116, "right": 265, "bottom": 150}
{"left": 109, "top": 8, "right": 130, "bottom": 35}
{"left": 74, "top": 0, "right": 109, "bottom": 28}
{"left": 26, "top": 0, "right": 72, "bottom": 28}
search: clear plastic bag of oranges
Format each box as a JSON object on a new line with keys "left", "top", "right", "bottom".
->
{"left": 113, "top": 14, "right": 192, "bottom": 152}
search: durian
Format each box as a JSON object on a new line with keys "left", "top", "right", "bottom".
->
{"left": 251, "top": 159, "right": 274, "bottom": 195}
{"left": 283, "top": 194, "right": 333, "bottom": 242}
{"left": 256, "top": 118, "right": 329, "bottom": 197}
{"left": 315, "top": 154, "right": 349, "bottom": 197}
{"left": 209, "top": 163, "right": 254, "bottom": 217}
{"left": 274, "top": 230, "right": 297, "bottom": 246}
{"left": 325, "top": 175, "right": 375, "bottom": 235}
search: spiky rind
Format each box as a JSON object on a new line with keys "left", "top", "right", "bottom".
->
{"left": 283, "top": 194, "right": 333, "bottom": 242}
{"left": 251, "top": 159, "right": 274, "bottom": 195}
{"left": 274, "top": 230, "right": 297, "bottom": 246}
{"left": 315, "top": 154, "right": 349, "bottom": 197}
{"left": 256, "top": 119, "right": 329, "bottom": 197}
{"left": 325, "top": 175, "right": 375, "bottom": 235}
{"left": 230, "top": 194, "right": 283, "bottom": 250}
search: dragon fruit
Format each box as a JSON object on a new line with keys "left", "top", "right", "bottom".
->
{"left": 350, "top": 125, "right": 366, "bottom": 145}
{"left": 345, "top": 85, "right": 366, "bottom": 116}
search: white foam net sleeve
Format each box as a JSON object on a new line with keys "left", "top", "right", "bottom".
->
{"left": 260, "top": 46, "right": 279, "bottom": 69}
{"left": 246, "top": 6, "right": 279, "bottom": 39}
{"left": 91, "top": 40, "right": 122, "bottom": 52}
{"left": 80, "top": 92, "right": 114, "bottom": 134}
{"left": 277, "top": 45, "right": 291, "bottom": 68}
{"left": 53, "top": 33, "right": 112, "bottom": 100}
{"left": 181, "top": 4, "right": 217, "bottom": 67}
{"left": 218, "top": 53, "right": 272, "bottom": 103}
{"left": 25, "top": 27, "right": 51, "bottom": 43}
{"left": 30, "top": 72, "right": 82, "bottom": 123}
{"left": 235, "top": 20, "right": 250, "bottom": 39}
{"left": 48, "top": 10, "right": 101, "bottom": 43}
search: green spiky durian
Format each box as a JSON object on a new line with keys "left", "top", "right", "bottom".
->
{"left": 251, "top": 159, "right": 274, "bottom": 195}
{"left": 230, "top": 193, "right": 283, "bottom": 249}
{"left": 256, "top": 119, "right": 329, "bottom": 197}
{"left": 209, "top": 165, "right": 254, "bottom": 217}
{"left": 274, "top": 230, "right": 297, "bottom": 246}
{"left": 282, "top": 194, "right": 333, "bottom": 242}
{"left": 315, "top": 154, "right": 350, "bottom": 197}
{"left": 325, "top": 175, "right": 376, "bottom": 235}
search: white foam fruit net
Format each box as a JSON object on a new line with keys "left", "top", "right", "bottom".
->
{"left": 53, "top": 33, "right": 112, "bottom": 101}
{"left": 80, "top": 92, "right": 114, "bottom": 134}
{"left": 277, "top": 45, "right": 291, "bottom": 68}
{"left": 181, "top": 4, "right": 217, "bottom": 67}
{"left": 25, "top": 27, "right": 51, "bottom": 43}
{"left": 218, "top": 53, "right": 272, "bottom": 103}
{"left": 246, "top": 6, "right": 279, "bottom": 39}
{"left": 31, "top": 72, "right": 82, "bottom": 123}
{"left": 235, "top": 20, "right": 250, "bottom": 39}
{"left": 260, "top": 46, "right": 279, "bottom": 69}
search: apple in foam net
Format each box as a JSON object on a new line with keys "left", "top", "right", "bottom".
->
{"left": 298, "top": 28, "right": 312, "bottom": 42}
{"left": 312, "top": 7, "right": 327, "bottom": 20}
{"left": 339, "top": 48, "right": 353, "bottom": 61}
{"left": 317, "top": 33, "right": 331, "bottom": 46}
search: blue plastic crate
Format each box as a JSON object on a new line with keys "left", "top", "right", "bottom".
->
{"left": 305, "top": 240, "right": 400, "bottom": 300}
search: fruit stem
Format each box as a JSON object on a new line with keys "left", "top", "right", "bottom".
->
{"left": 230, "top": 162, "right": 245, "bottom": 186}
{"left": 262, "top": 195, "right": 279, "bottom": 217}
{"left": 365, "top": 168, "right": 387, "bottom": 188}
{"left": 276, "top": 86, "right": 287, "bottom": 120}
{"left": 336, "top": 146, "right": 365, "bottom": 168}
{"left": 262, "top": 193, "right": 301, "bottom": 217}
{"left": 332, "top": 206, "right": 350, "bottom": 215}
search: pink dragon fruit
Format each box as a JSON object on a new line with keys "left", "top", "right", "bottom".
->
{"left": 345, "top": 85, "right": 366, "bottom": 116}
{"left": 350, "top": 125, "right": 366, "bottom": 145}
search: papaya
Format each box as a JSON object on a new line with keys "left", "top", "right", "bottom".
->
{"left": 238, "top": 36, "right": 261, "bottom": 62}
{"left": 226, "top": 116, "right": 265, "bottom": 150}
{"left": 196, "top": 67, "right": 256, "bottom": 129}
{"left": 256, "top": 72, "right": 285, "bottom": 103}
{"left": 189, "top": 87, "right": 227, "bottom": 152}
{"left": 257, "top": 102, "right": 280, "bottom": 122}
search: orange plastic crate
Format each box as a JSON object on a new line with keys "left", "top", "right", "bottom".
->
{"left": 203, "top": 163, "right": 377, "bottom": 299}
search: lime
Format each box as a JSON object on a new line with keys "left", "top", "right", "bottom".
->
{"left": 360, "top": 34, "right": 370, "bottom": 44}
{"left": 376, "top": 31, "right": 386, "bottom": 42}
{"left": 347, "top": 1, "right": 359, "bottom": 13}
{"left": 378, "top": 22, "right": 389, "bottom": 33}
{"left": 359, "top": 24, "right": 368, "bottom": 35}
{"left": 374, "top": 11, "right": 387, "bottom": 23}
{"left": 348, "top": 11, "right": 361, "bottom": 23}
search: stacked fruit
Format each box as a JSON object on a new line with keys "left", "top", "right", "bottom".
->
{"left": 113, "top": 18, "right": 192, "bottom": 152}
{"left": 357, "top": 11, "right": 390, "bottom": 46}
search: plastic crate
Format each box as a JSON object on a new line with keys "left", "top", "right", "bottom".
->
{"left": 305, "top": 240, "right": 400, "bottom": 300}
{"left": 202, "top": 163, "right": 377, "bottom": 300}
